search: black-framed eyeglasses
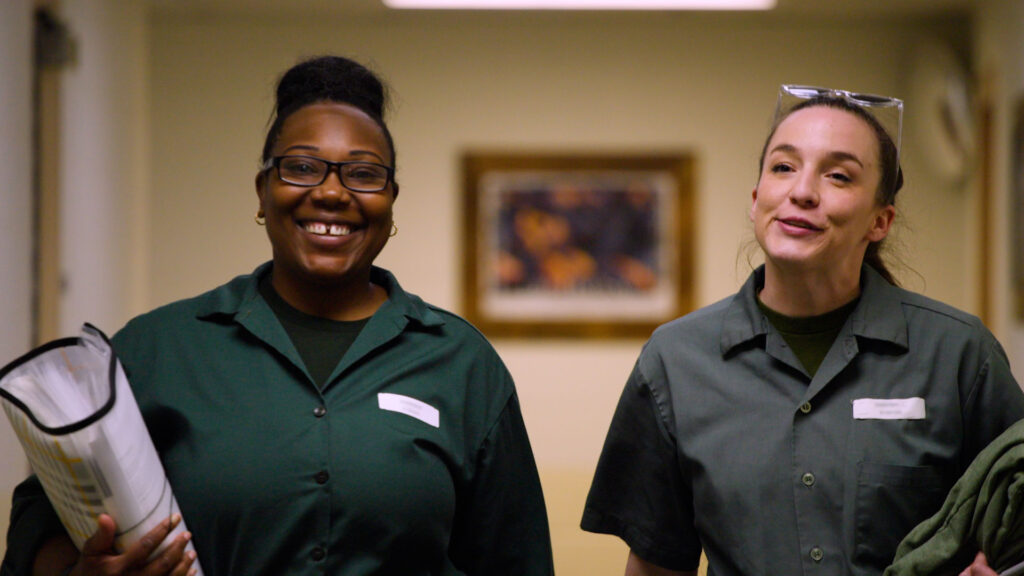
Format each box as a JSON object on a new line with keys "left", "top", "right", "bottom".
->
{"left": 263, "top": 155, "right": 394, "bottom": 192}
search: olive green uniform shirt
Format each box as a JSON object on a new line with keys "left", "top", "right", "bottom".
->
{"left": 2, "top": 263, "right": 553, "bottom": 576}
{"left": 582, "top": 265, "right": 1024, "bottom": 576}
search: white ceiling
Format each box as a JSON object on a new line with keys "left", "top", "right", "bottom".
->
{"left": 147, "top": 0, "right": 972, "bottom": 19}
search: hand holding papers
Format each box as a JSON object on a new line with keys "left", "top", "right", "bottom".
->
{"left": 0, "top": 324, "right": 204, "bottom": 575}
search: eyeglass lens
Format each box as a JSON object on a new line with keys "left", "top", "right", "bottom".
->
{"left": 277, "top": 156, "right": 390, "bottom": 191}
{"left": 784, "top": 85, "right": 898, "bottom": 107}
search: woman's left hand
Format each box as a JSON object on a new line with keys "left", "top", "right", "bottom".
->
{"left": 959, "top": 551, "right": 998, "bottom": 576}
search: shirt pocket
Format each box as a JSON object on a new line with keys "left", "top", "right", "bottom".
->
{"left": 853, "top": 461, "right": 948, "bottom": 571}
{"left": 372, "top": 392, "right": 452, "bottom": 463}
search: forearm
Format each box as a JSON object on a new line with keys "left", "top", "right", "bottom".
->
{"left": 625, "top": 550, "right": 696, "bottom": 576}
{"left": 31, "top": 533, "right": 77, "bottom": 576}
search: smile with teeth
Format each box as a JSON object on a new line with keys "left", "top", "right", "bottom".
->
{"left": 303, "top": 221, "right": 352, "bottom": 237}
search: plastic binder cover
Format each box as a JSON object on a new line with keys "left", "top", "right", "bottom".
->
{"left": 0, "top": 324, "right": 203, "bottom": 575}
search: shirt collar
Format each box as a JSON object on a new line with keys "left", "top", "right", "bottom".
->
{"left": 721, "top": 264, "right": 909, "bottom": 355}
{"left": 194, "top": 261, "right": 446, "bottom": 330}
{"left": 368, "top": 266, "right": 447, "bottom": 329}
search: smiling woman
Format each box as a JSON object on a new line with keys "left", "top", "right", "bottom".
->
{"left": 2, "top": 55, "right": 554, "bottom": 576}
{"left": 752, "top": 103, "right": 896, "bottom": 315}
{"left": 581, "top": 84, "right": 1024, "bottom": 576}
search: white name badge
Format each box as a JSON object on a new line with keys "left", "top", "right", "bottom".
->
{"left": 378, "top": 393, "right": 440, "bottom": 428}
{"left": 852, "top": 397, "right": 926, "bottom": 420}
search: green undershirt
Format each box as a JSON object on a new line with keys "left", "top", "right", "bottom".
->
{"left": 258, "top": 274, "right": 369, "bottom": 388}
{"left": 757, "top": 297, "right": 859, "bottom": 377}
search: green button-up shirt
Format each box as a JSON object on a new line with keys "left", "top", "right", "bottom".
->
{"left": 582, "top": 265, "right": 1024, "bottom": 576}
{"left": 3, "top": 263, "right": 553, "bottom": 576}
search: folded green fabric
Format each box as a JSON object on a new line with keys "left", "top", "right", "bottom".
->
{"left": 885, "top": 419, "right": 1024, "bottom": 576}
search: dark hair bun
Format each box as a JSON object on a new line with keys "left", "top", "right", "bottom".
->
{"left": 260, "top": 55, "right": 397, "bottom": 166}
{"left": 275, "top": 55, "right": 388, "bottom": 121}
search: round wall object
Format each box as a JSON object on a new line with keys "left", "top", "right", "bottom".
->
{"left": 907, "top": 40, "right": 974, "bottom": 187}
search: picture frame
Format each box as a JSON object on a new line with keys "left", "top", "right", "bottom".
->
{"left": 461, "top": 152, "right": 695, "bottom": 339}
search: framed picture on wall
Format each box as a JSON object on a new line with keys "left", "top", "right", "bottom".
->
{"left": 460, "top": 152, "right": 695, "bottom": 339}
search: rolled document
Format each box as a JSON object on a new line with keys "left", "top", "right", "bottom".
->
{"left": 0, "top": 324, "right": 203, "bottom": 575}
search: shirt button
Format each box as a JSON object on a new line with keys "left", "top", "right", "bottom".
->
{"left": 802, "top": 472, "right": 815, "bottom": 487}
{"left": 314, "top": 470, "right": 329, "bottom": 484}
{"left": 311, "top": 546, "right": 326, "bottom": 561}
{"left": 313, "top": 405, "right": 327, "bottom": 418}
{"left": 799, "top": 402, "right": 812, "bottom": 414}
{"left": 844, "top": 338, "right": 857, "bottom": 355}
{"left": 810, "top": 547, "right": 824, "bottom": 562}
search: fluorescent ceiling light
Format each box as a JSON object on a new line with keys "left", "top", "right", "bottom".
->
{"left": 383, "top": 0, "right": 775, "bottom": 9}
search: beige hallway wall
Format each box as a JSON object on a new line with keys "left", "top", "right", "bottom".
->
{"left": 0, "top": 0, "right": 34, "bottom": 562}
{"left": 976, "top": 0, "right": 1024, "bottom": 376}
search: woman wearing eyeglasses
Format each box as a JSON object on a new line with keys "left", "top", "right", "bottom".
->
{"left": 581, "top": 85, "right": 1024, "bottom": 576}
{"left": 3, "top": 55, "right": 554, "bottom": 576}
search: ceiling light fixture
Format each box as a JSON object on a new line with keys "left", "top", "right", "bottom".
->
{"left": 382, "top": 0, "right": 775, "bottom": 10}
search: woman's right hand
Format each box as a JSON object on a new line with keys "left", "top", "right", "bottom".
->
{"left": 64, "top": 514, "right": 196, "bottom": 576}
{"left": 958, "top": 552, "right": 998, "bottom": 576}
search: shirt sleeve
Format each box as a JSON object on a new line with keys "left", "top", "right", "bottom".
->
{"left": 1, "top": 475, "right": 68, "bottom": 576}
{"left": 962, "top": 333, "right": 1024, "bottom": 464}
{"left": 447, "top": 391, "right": 554, "bottom": 576}
{"left": 580, "top": 359, "right": 702, "bottom": 572}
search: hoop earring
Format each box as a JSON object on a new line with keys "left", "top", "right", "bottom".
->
{"left": 389, "top": 222, "right": 398, "bottom": 237}
{"left": 255, "top": 211, "right": 265, "bottom": 226}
